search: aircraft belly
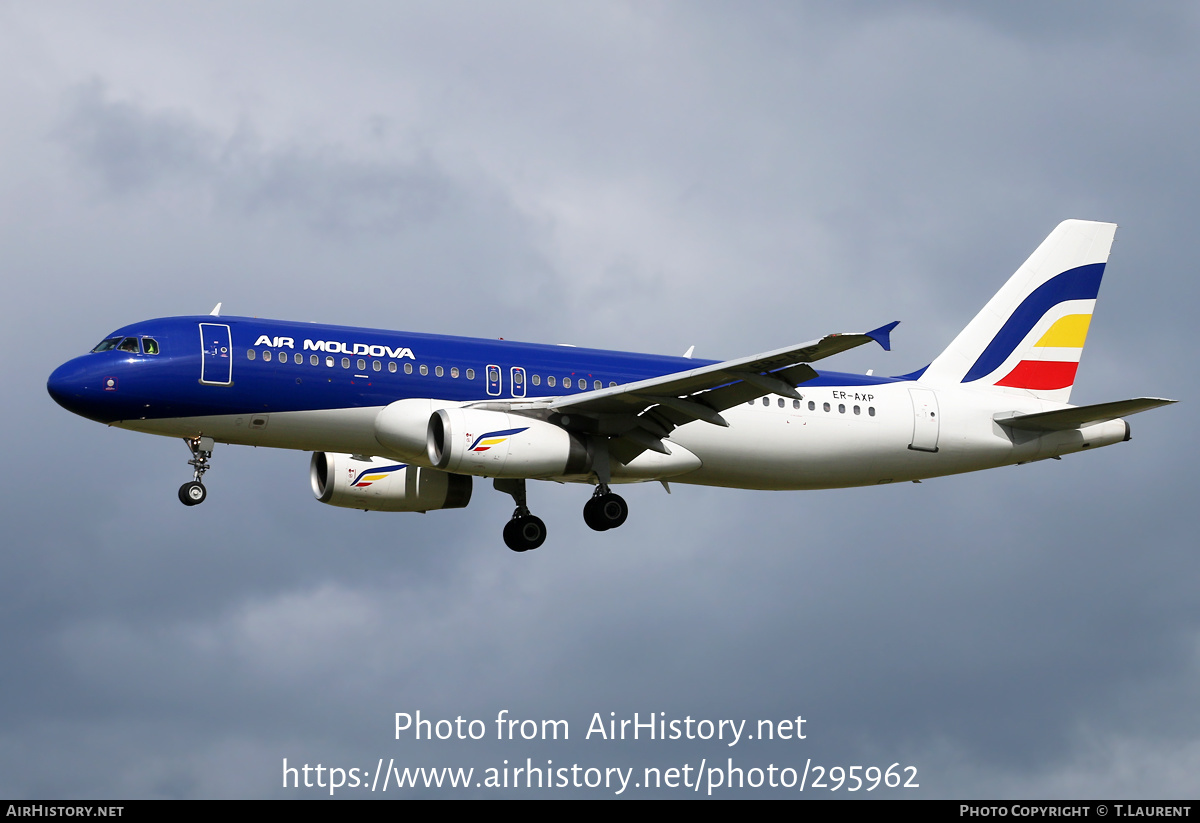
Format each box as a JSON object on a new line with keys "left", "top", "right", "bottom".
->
{"left": 114, "top": 407, "right": 383, "bottom": 455}
{"left": 669, "top": 406, "right": 908, "bottom": 490}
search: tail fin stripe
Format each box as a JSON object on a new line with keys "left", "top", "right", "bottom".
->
{"left": 962, "top": 263, "right": 1104, "bottom": 383}
{"left": 994, "top": 360, "right": 1079, "bottom": 391}
{"left": 1035, "top": 314, "right": 1092, "bottom": 348}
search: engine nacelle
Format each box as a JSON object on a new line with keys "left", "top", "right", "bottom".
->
{"left": 310, "top": 452, "right": 472, "bottom": 512}
{"left": 427, "top": 408, "right": 591, "bottom": 478}
{"left": 374, "top": 398, "right": 453, "bottom": 462}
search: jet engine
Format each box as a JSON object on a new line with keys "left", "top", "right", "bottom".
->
{"left": 374, "top": 398, "right": 448, "bottom": 461}
{"left": 427, "top": 408, "right": 591, "bottom": 478}
{"left": 310, "top": 452, "right": 472, "bottom": 512}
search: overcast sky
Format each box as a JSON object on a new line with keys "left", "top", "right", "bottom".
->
{"left": 2, "top": 1, "right": 1196, "bottom": 798}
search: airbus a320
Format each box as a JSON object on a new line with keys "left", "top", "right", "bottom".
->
{"left": 48, "top": 220, "right": 1174, "bottom": 551}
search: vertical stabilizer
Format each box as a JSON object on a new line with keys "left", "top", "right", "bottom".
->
{"left": 919, "top": 220, "right": 1117, "bottom": 403}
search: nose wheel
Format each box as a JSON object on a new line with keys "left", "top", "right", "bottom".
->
{"left": 583, "top": 486, "right": 628, "bottom": 531}
{"left": 179, "top": 436, "right": 214, "bottom": 507}
{"left": 178, "top": 481, "right": 207, "bottom": 506}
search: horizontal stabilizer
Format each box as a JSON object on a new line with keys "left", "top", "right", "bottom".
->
{"left": 994, "top": 397, "right": 1176, "bottom": 432}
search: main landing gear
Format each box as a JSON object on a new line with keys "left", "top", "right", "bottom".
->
{"left": 494, "top": 478, "right": 631, "bottom": 552}
{"left": 583, "top": 485, "right": 628, "bottom": 532}
{"left": 494, "top": 478, "right": 547, "bottom": 553}
{"left": 178, "top": 436, "right": 214, "bottom": 507}
{"left": 495, "top": 443, "right": 630, "bottom": 551}
{"left": 579, "top": 441, "right": 628, "bottom": 534}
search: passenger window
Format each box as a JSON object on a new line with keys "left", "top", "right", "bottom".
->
{"left": 263, "top": 350, "right": 273, "bottom": 362}
{"left": 563, "top": 377, "right": 572, "bottom": 388}
{"left": 823, "top": 402, "right": 830, "bottom": 412}
{"left": 466, "top": 368, "right": 475, "bottom": 380}
{"left": 310, "top": 354, "right": 319, "bottom": 366}
{"left": 404, "top": 363, "right": 413, "bottom": 374}
{"left": 609, "top": 382, "right": 616, "bottom": 387}
{"left": 762, "top": 397, "right": 769, "bottom": 406}
{"left": 808, "top": 401, "right": 815, "bottom": 411}
{"left": 247, "top": 349, "right": 256, "bottom": 360}
{"left": 435, "top": 365, "right": 444, "bottom": 377}
{"left": 532, "top": 374, "right": 540, "bottom": 386}
{"left": 388, "top": 362, "right": 397, "bottom": 373}
{"left": 341, "top": 357, "right": 350, "bottom": 368}
{"left": 420, "top": 364, "right": 428, "bottom": 376}
{"left": 357, "top": 359, "right": 366, "bottom": 370}
{"left": 451, "top": 367, "right": 459, "bottom": 378}
{"left": 295, "top": 353, "right": 303, "bottom": 364}
{"left": 326, "top": 356, "right": 334, "bottom": 367}
{"left": 777, "top": 398, "right": 784, "bottom": 408}
{"left": 594, "top": 380, "right": 601, "bottom": 390}
{"left": 141, "top": 338, "right": 160, "bottom": 355}
{"left": 547, "top": 376, "right": 556, "bottom": 387}
{"left": 854, "top": 405, "right": 861, "bottom": 415}
{"left": 373, "top": 360, "right": 381, "bottom": 372}
{"left": 869, "top": 406, "right": 876, "bottom": 417}
{"left": 838, "top": 404, "right": 845, "bottom": 414}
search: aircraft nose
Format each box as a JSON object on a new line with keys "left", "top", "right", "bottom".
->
{"left": 47, "top": 358, "right": 118, "bottom": 423}
{"left": 47, "top": 360, "right": 78, "bottom": 407}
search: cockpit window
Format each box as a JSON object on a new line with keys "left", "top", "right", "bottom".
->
{"left": 92, "top": 337, "right": 122, "bottom": 352}
{"left": 92, "top": 336, "right": 160, "bottom": 354}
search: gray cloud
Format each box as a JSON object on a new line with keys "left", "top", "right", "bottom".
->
{"left": 1, "top": 0, "right": 1195, "bottom": 798}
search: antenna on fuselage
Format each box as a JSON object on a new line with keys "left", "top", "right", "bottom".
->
{"left": 209, "top": 303, "right": 222, "bottom": 317}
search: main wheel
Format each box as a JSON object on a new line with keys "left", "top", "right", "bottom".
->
{"left": 503, "top": 515, "right": 547, "bottom": 552}
{"left": 583, "top": 496, "right": 610, "bottom": 531}
{"left": 178, "top": 481, "right": 207, "bottom": 506}
{"left": 586, "top": 492, "right": 628, "bottom": 530}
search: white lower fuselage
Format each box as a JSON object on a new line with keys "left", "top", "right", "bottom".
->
{"left": 115, "top": 379, "right": 1127, "bottom": 492}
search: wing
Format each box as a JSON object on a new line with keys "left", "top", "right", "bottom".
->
{"left": 473, "top": 322, "right": 899, "bottom": 463}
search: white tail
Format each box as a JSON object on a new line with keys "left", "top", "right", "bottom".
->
{"left": 919, "top": 220, "right": 1117, "bottom": 403}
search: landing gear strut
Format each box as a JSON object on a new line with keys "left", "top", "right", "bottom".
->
{"left": 178, "top": 436, "right": 214, "bottom": 507}
{"left": 494, "top": 478, "right": 546, "bottom": 552}
{"left": 583, "top": 485, "right": 628, "bottom": 531}
{"left": 581, "top": 440, "right": 627, "bottom": 531}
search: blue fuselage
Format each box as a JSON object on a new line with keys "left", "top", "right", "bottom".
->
{"left": 47, "top": 315, "right": 901, "bottom": 427}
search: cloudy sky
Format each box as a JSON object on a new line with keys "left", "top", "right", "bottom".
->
{"left": 2, "top": 1, "right": 1196, "bottom": 798}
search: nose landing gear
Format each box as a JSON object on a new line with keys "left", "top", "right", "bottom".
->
{"left": 178, "top": 436, "right": 214, "bottom": 507}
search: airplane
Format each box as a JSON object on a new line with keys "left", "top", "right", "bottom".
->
{"left": 47, "top": 220, "right": 1174, "bottom": 552}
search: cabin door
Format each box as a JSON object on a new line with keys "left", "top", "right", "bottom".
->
{"left": 908, "top": 388, "right": 940, "bottom": 452}
{"left": 199, "top": 323, "right": 233, "bottom": 385}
